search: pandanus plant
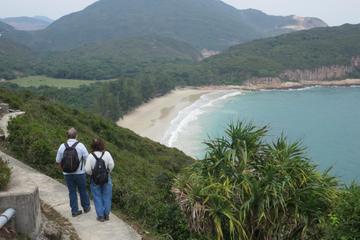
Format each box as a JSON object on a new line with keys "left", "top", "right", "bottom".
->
{"left": 173, "top": 122, "right": 338, "bottom": 240}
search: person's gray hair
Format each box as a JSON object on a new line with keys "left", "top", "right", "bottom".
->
{"left": 67, "top": 128, "right": 77, "bottom": 139}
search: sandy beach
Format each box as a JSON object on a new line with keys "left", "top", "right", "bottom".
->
{"left": 117, "top": 79, "right": 360, "bottom": 144}
{"left": 117, "top": 88, "right": 214, "bottom": 142}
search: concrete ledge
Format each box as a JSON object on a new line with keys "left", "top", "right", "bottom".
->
{"left": 0, "top": 165, "right": 41, "bottom": 239}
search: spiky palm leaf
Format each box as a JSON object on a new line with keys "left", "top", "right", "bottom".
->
{"left": 173, "top": 121, "right": 338, "bottom": 240}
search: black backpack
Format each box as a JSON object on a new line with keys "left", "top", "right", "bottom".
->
{"left": 91, "top": 152, "right": 109, "bottom": 185}
{"left": 61, "top": 142, "right": 80, "bottom": 173}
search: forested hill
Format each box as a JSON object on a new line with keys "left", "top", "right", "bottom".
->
{"left": 12, "top": 0, "right": 326, "bottom": 51}
{"left": 0, "top": 24, "right": 36, "bottom": 79}
{"left": 0, "top": 19, "right": 201, "bottom": 80}
{"left": 37, "top": 36, "right": 202, "bottom": 79}
{"left": 197, "top": 23, "right": 360, "bottom": 83}
{"left": 0, "top": 88, "right": 194, "bottom": 238}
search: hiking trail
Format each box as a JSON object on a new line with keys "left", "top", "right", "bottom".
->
{"left": 0, "top": 112, "right": 141, "bottom": 240}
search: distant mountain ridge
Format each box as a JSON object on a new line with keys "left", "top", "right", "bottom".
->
{"left": 1, "top": 16, "right": 53, "bottom": 31}
{"left": 33, "top": 16, "right": 54, "bottom": 23}
{"left": 6, "top": 0, "right": 327, "bottom": 51}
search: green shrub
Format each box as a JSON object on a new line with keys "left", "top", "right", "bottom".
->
{"left": 323, "top": 184, "right": 360, "bottom": 240}
{"left": 0, "top": 158, "right": 11, "bottom": 190}
{"left": 174, "top": 122, "right": 339, "bottom": 240}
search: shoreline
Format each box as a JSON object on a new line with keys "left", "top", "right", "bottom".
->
{"left": 117, "top": 88, "right": 213, "bottom": 142}
{"left": 117, "top": 79, "right": 360, "bottom": 145}
{"left": 241, "top": 79, "right": 360, "bottom": 90}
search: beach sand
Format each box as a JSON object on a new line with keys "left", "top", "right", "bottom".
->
{"left": 117, "top": 88, "right": 213, "bottom": 142}
{"left": 117, "top": 79, "right": 360, "bottom": 144}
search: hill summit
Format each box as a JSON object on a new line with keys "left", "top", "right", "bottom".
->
{"left": 19, "top": 0, "right": 327, "bottom": 51}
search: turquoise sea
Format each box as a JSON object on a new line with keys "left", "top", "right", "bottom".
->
{"left": 163, "top": 87, "right": 360, "bottom": 184}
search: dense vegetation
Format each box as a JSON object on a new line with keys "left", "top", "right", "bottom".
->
{"left": 36, "top": 36, "right": 201, "bottom": 80}
{"left": 0, "top": 158, "right": 11, "bottom": 190}
{"left": 9, "top": 0, "right": 319, "bottom": 51}
{"left": 198, "top": 24, "right": 360, "bottom": 83}
{"left": 0, "top": 37, "right": 35, "bottom": 79}
{"left": 3, "top": 23, "right": 360, "bottom": 83}
{"left": 0, "top": 22, "right": 201, "bottom": 80}
{"left": 173, "top": 122, "right": 360, "bottom": 240}
{"left": 3, "top": 74, "right": 177, "bottom": 120}
{"left": 323, "top": 184, "right": 360, "bottom": 239}
{"left": 0, "top": 88, "right": 195, "bottom": 239}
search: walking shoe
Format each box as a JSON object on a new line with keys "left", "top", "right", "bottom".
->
{"left": 97, "top": 216, "right": 105, "bottom": 222}
{"left": 84, "top": 206, "right": 91, "bottom": 213}
{"left": 104, "top": 214, "right": 110, "bottom": 221}
{"left": 72, "top": 210, "right": 83, "bottom": 217}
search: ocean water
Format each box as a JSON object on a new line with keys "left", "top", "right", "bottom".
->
{"left": 163, "top": 87, "right": 360, "bottom": 184}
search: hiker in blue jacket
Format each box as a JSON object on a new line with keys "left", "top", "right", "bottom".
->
{"left": 85, "top": 138, "right": 115, "bottom": 222}
{"left": 56, "top": 128, "right": 91, "bottom": 217}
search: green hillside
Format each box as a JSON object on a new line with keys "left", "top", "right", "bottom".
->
{"left": 197, "top": 24, "right": 360, "bottom": 83}
{"left": 0, "top": 37, "right": 35, "bottom": 79}
{"left": 0, "top": 21, "right": 34, "bottom": 47}
{"left": 37, "top": 36, "right": 201, "bottom": 79}
{"left": 17, "top": 0, "right": 325, "bottom": 51}
{"left": 0, "top": 88, "right": 194, "bottom": 239}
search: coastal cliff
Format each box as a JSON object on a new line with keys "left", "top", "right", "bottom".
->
{"left": 246, "top": 56, "right": 360, "bottom": 85}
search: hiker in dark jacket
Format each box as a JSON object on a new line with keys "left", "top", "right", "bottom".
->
{"left": 85, "top": 138, "right": 114, "bottom": 222}
{"left": 56, "top": 128, "right": 91, "bottom": 217}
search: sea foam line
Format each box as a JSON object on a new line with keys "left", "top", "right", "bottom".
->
{"left": 161, "top": 91, "right": 242, "bottom": 147}
{"left": 259, "top": 86, "right": 317, "bottom": 92}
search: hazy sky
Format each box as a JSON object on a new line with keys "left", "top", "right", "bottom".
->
{"left": 0, "top": 0, "right": 359, "bottom": 26}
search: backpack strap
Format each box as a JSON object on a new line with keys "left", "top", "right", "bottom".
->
{"left": 91, "top": 152, "right": 106, "bottom": 170}
{"left": 64, "top": 141, "right": 79, "bottom": 149}
{"left": 91, "top": 152, "right": 105, "bottom": 161}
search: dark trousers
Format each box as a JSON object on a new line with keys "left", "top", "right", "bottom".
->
{"left": 64, "top": 173, "right": 90, "bottom": 214}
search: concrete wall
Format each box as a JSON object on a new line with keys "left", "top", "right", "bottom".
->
{"left": 0, "top": 167, "right": 41, "bottom": 239}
